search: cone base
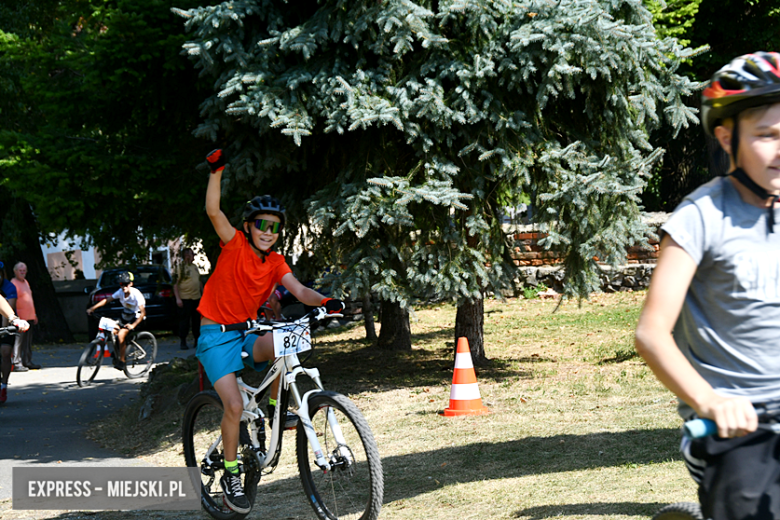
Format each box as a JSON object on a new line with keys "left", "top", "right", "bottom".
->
{"left": 441, "top": 404, "right": 490, "bottom": 416}
{"left": 440, "top": 408, "right": 490, "bottom": 416}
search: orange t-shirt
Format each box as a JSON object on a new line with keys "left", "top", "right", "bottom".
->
{"left": 198, "top": 230, "right": 292, "bottom": 324}
{"left": 11, "top": 278, "right": 36, "bottom": 321}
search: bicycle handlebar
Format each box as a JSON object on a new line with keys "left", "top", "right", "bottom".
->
{"left": 219, "top": 306, "right": 343, "bottom": 333}
{"left": 221, "top": 321, "right": 254, "bottom": 332}
{"left": 683, "top": 419, "right": 717, "bottom": 439}
{"left": 0, "top": 326, "right": 19, "bottom": 335}
{"left": 684, "top": 418, "right": 780, "bottom": 438}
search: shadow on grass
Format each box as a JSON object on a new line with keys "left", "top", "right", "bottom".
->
{"left": 378, "top": 428, "right": 683, "bottom": 503}
{"left": 253, "top": 428, "right": 684, "bottom": 518}
{"left": 290, "top": 337, "right": 534, "bottom": 394}
{"left": 514, "top": 501, "right": 672, "bottom": 518}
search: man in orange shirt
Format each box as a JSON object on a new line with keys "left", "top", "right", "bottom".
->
{"left": 11, "top": 263, "right": 39, "bottom": 370}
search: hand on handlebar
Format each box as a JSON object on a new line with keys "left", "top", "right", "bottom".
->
{"left": 11, "top": 318, "right": 29, "bottom": 332}
{"left": 696, "top": 395, "right": 758, "bottom": 439}
{"left": 321, "top": 298, "right": 345, "bottom": 315}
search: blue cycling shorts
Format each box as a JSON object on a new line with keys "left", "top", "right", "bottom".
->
{"left": 196, "top": 325, "right": 269, "bottom": 385}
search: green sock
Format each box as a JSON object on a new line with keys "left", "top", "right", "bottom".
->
{"left": 224, "top": 459, "right": 239, "bottom": 475}
{"left": 268, "top": 398, "right": 277, "bottom": 407}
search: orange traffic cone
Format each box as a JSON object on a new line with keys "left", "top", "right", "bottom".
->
{"left": 441, "top": 337, "right": 490, "bottom": 416}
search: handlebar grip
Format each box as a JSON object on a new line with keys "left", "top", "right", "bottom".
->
{"left": 220, "top": 321, "right": 251, "bottom": 333}
{"left": 684, "top": 418, "right": 718, "bottom": 439}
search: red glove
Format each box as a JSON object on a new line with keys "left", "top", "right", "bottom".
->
{"left": 206, "top": 149, "right": 225, "bottom": 174}
{"left": 321, "top": 298, "right": 345, "bottom": 314}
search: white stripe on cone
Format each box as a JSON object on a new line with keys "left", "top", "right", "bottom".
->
{"left": 454, "top": 353, "right": 474, "bottom": 369}
{"left": 450, "top": 382, "right": 482, "bottom": 401}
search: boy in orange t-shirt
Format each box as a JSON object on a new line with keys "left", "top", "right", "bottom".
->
{"left": 197, "top": 149, "right": 344, "bottom": 514}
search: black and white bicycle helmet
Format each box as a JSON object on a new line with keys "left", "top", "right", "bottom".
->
{"left": 117, "top": 271, "right": 134, "bottom": 285}
{"left": 243, "top": 195, "right": 286, "bottom": 228}
{"left": 702, "top": 51, "right": 780, "bottom": 136}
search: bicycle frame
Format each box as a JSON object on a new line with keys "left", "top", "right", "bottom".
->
{"left": 235, "top": 351, "right": 344, "bottom": 472}
{"left": 204, "top": 310, "right": 348, "bottom": 473}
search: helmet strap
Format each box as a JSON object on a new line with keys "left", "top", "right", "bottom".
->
{"left": 243, "top": 228, "right": 269, "bottom": 263}
{"left": 731, "top": 113, "right": 740, "bottom": 166}
{"left": 730, "top": 167, "right": 779, "bottom": 233}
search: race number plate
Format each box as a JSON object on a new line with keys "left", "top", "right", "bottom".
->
{"left": 98, "top": 317, "right": 119, "bottom": 331}
{"left": 273, "top": 325, "right": 311, "bottom": 357}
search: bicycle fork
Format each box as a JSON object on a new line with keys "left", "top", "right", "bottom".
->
{"left": 287, "top": 369, "right": 350, "bottom": 472}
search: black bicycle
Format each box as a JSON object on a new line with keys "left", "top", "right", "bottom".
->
{"left": 77, "top": 315, "right": 157, "bottom": 387}
{"left": 652, "top": 417, "right": 780, "bottom": 520}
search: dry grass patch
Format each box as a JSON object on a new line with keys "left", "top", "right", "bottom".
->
{"left": 50, "top": 291, "right": 698, "bottom": 519}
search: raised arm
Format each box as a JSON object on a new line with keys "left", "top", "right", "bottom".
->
{"left": 205, "top": 149, "right": 236, "bottom": 245}
{"left": 635, "top": 235, "right": 757, "bottom": 438}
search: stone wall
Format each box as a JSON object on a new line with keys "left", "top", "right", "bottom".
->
{"left": 508, "top": 213, "right": 669, "bottom": 293}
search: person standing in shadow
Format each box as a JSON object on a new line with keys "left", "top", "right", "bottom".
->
{"left": 173, "top": 247, "right": 202, "bottom": 350}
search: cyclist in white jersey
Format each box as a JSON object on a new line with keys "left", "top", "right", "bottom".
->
{"left": 87, "top": 271, "right": 146, "bottom": 371}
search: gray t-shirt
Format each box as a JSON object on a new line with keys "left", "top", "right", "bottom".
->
{"left": 662, "top": 176, "right": 780, "bottom": 417}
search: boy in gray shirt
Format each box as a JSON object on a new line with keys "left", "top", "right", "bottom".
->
{"left": 636, "top": 52, "right": 780, "bottom": 519}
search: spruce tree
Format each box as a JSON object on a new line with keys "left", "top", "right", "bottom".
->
{"left": 174, "top": 0, "right": 700, "bottom": 357}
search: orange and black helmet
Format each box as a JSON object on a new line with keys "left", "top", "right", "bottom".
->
{"left": 702, "top": 52, "right": 780, "bottom": 136}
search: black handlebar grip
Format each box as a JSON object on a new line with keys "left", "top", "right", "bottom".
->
{"left": 220, "top": 321, "right": 251, "bottom": 333}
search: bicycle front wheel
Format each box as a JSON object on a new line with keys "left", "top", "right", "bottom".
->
{"left": 76, "top": 339, "right": 104, "bottom": 387}
{"left": 652, "top": 502, "right": 703, "bottom": 520}
{"left": 297, "top": 391, "right": 384, "bottom": 520}
{"left": 183, "top": 391, "right": 258, "bottom": 520}
{"left": 124, "top": 331, "right": 157, "bottom": 378}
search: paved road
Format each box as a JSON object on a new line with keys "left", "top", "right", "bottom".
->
{"left": 0, "top": 335, "right": 189, "bottom": 501}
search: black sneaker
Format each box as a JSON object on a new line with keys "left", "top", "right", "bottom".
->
{"left": 113, "top": 360, "right": 126, "bottom": 371}
{"left": 219, "top": 471, "right": 251, "bottom": 514}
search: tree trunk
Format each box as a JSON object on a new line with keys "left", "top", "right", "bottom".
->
{"left": 377, "top": 299, "right": 411, "bottom": 351}
{"left": 362, "top": 293, "right": 377, "bottom": 342}
{"left": 455, "top": 297, "right": 486, "bottom": 364}
{"left": 0, "top": 192, "right": 74, "bottom": 343}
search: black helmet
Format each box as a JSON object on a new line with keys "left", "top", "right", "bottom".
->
{"left": 702, "top": 52, "right": 780, "bottom": 136}
{"left": 117, "top": 271, "right": 134, "bottom": 285}
{"left": 243, "top": 195, "right": 286, "bottom": 227}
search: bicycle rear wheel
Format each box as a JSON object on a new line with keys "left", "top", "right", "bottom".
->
{"left": 182, "top": 391, "right": 259, "bottom": 520}
{"left": 77, "top": 340, "right": 104, "bottom": 387}
{"left": 297, "top": 391, "right": 383, "bottom": 520}
{"left": 652, "top": 502, "right": 703, "bottom": 520}
{"left": 124, "top": 331, "right": 157, "bottom": 378}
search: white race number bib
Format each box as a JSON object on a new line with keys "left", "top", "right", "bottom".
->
{"left": 273, "top": 324, "right": 311, "bottom": 357}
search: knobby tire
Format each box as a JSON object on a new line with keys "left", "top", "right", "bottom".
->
{"left": 297, "top": 391, "right": 384, "bottom": 520}
{"left": 76, "top": 339, "right": 104, "bottom": 387}
{"left": 124, "top": 331, "right": 157, "bottom": 378}
{"left": 182, "top": 391, "right": 259, "bottom": 520}
{"left": 652, "top": 502, "right": 704, "bottom": 520}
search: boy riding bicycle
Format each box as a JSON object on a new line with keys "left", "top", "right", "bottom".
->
{"left": 636, "top": 52, "right": 780, "bottom": 519}
{"left": 86, "top": 271, "right": 147, "bottom": 371}
{"left": 198, "top": 149, "right": 344, "bottom": 514}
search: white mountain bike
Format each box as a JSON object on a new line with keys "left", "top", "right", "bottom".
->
{"left": 182, "top": 306, "right": 384, "bottom": 520}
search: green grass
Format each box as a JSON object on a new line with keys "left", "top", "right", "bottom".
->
{"left": 78, "top": 291, "right": 697, "bottom": 520}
